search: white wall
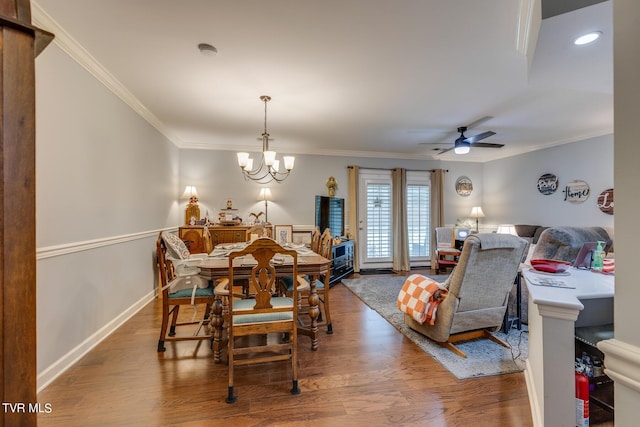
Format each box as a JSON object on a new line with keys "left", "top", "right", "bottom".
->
{"left": 35, "top": 44, "right": 181, "bottom": 388}
{"left": 482, "top": 135, "right": 614, "bottom": 229}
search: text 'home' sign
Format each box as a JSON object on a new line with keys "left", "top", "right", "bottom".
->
{"left": 563, "top": 180, "right": 590, "bottom": 203}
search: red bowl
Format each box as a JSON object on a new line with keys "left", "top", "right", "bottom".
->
{"left": 530, "top": 258, "right": 571, "bottom": 273}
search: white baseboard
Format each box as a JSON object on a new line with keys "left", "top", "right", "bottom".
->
{"left": 524, "top": 359, "right": 542, "bottom": 427}
{"left": 37, "top": 290, "right": 156, "bottom": 392}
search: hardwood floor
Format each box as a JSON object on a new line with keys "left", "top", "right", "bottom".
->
{"left": 38, "top": 274, "right": 534, "bottom": 426}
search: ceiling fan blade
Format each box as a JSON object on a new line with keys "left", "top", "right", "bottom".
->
{"left": 464, "top": 131, "right": 496, "bottom": 144}
{"left": 436, "top": 146, "right": 455, "bottom": 154}
{"left": 470, "top": 142, "right": 504, "bottom": 149}
{"left": 464, "top": 116, "right": 494, "bottom": 129}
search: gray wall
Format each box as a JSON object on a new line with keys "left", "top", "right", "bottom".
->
{"left": 482, "top": 134, "right": 614, "bottom": 229}
{"left": 179, "top": 149, "right": 468, "bottom": 231}
{"left": 35, "top": 44, "right": 180, "bottom": 386}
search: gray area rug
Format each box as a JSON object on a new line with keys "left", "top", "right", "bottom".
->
{"left": 341, "top": 275, "right": 528, "bottom": 379}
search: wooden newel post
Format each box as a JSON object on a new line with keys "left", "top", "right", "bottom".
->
{"left": 0, "top": 1, "right": 52, "bottom": 426}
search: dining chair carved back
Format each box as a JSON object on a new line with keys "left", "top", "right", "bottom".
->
{"left": 212, "top": 237, "right": 307, "bottom": 403}
{"left": 245, "top": 223, "right": 271, "bottom": 240}
{"left": 156, "top": 231, "right": 214, "bottom": 352}
{"left": 310, "top": 226, "right": 321, "bottom": 253}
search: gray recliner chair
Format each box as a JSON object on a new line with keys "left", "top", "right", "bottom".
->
{"left": 404, "top": 233, "right": 527, "bottom": 358}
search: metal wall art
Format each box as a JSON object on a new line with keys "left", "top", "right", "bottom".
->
{"left": 455, "top": 176, "right": 473, "bottom": 197}
{"left": 597, "top": 188, "right": 614, "bottom": 215}
{"left": 537, "top": 173, "right": 558, "bottom": 195}
{"left": 563, "top": 180, "right": 590, "bottom": 203}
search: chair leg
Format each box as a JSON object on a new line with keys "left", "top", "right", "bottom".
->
{"left": 290, "top": 380, "right": 301, "bottom": 395}
{"left": 225, "top": 386, "right": 237, "bottom": 404}
{"left": 169, "top": 305, "right": 180, "bottom": 336}
{"left": 322, "top": 289, "right": 333, "bottom": 334}
{"left": 158, "top": 301, "right": 171, "bottom": 352}
{"left": 437, "top": 341, "right": 467, "bottom": 358}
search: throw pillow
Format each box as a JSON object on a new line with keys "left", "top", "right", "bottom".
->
{"left": 162, "top": 232, "right": 190, "bottom": 260}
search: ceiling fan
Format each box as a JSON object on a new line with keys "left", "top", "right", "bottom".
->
{"left": 445, "top": 126, "right": 502, "bottom": 154}
{"left": 419, "top": 117, "right": 504, "bottom": 155}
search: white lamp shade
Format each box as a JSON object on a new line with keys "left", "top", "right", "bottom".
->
{"left": 244, "top": 158, "right": 254, "bottom": 171}
{"left": 181, "top": 185, "right": 198, "bottom": 199}
{"left": 469, "top": 206, "right": 485, "bottom": 218}
{"left": 258, "top": 187, "right": 272, "bottom": 201}
{"left": 496, "top": 224, "right": 517, "bottom": 235}
{"left": 283, "top": 156, "right": 295, "bottom": 170}
{"left": 271, "top": 159, "right": 280, "bottom": 173}
{"left": 236, "top": 152, "right": 249, "bottom": 168}
{"left": 263, "top": 150, "right": 276, "bottom": 166}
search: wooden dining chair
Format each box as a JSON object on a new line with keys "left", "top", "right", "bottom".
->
{"left": 280, "top": 228, "right": 334, "bottom": 334}
{"left": 310, "top": 226, "right": 321, "bottom": 252}
{"left": 245, "top": 223, "right": 271, "bottom": 240}
{"left": 212, "top": 237, "right": 307, "bottom": 403}
{"left": 156, "top": 231, "right": 214, "bottom": 352}
{"left": 313, "top": 228, "right": 334, "bottom": 333}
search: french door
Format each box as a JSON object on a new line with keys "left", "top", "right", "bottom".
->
{"left": 357, "top": 169, "right": 430, "bottom": 270}
{"left": 358, "top": 170, "right": 393, "bottom": 269}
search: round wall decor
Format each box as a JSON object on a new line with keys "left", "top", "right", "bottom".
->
{"left": 597, "top": 188, "right": 614, "bottom": 215}
{"left": 455, "top": 176, "right": 473, "bottom": 197}
{"left": 537, "top": 173, "right": 558, "bottom": 195}
{"left": 563, "top": 180, "right": 590, "bottom": 203}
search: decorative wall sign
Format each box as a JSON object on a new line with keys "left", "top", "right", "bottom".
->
{"left": 455, "top": 176, "right": 473, "bottom": 197}
{"left": 563, "top": 180, "right": 590, "bottom": 203}
{"left": 537, "top": 173, "right": 558, "bottom": 195}
{"left": 597, "top": 188, "right": 614, "bottom": 215}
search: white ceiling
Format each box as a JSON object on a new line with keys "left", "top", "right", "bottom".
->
{"left": 32, "top": 0, "right": 612, "bottom": 163}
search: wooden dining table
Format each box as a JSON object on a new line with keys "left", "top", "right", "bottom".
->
{"left": 198, "top": 245, "right": 331, "bottom": 357}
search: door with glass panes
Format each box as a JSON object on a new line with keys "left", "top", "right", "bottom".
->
{"left": 358, "top": 169, "right": 430, "bottom": 270}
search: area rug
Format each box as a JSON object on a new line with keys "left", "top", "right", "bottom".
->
{"left": 341, "top": 275, "right": 528, "bottom": 379}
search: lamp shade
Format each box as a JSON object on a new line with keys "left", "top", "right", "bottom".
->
{"left": 258, "top": 187, "right": 272, "bottom": 201}
{"left": 496, "top": 224, "right": 517, "bottom": 235}
{"left": 469, "top": 206, "right": 485, "bottom": 218}
{"left": 181, "top": 186, "right": 198, "bottom": 199}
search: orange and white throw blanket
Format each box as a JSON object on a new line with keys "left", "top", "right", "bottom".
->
{"left": 397, "top": 274, "right": 448, "bottom": 325}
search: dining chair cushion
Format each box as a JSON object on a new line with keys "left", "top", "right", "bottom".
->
{"left": 168, "top": 283, "right": 214, "bottom": 299}
{"left": 232, "top": 297, "right": 294, "bottom": 324}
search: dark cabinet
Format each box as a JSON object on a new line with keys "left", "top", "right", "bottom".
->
{"left": 329, "top": 240, "right": 354, "bottom": 286}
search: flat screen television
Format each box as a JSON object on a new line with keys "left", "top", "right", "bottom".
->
{"left": 315, "top": 196, "right": 344, "bottom": 238}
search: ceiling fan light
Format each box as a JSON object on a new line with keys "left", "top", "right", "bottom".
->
{"left": 454, "top": 138, "right": 470, "bottom": 154}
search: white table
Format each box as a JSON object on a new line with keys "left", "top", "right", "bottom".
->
{"left": 522, "top": 267, "right": 614, "bottom": 427}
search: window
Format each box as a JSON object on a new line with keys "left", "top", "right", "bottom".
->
{"left": 406, "top": 171, "right": 430, "bottom": 261}
{"left": 366, "top": 182, "right": 392, "bottom": 259}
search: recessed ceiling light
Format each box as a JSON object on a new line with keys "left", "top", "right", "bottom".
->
{"left": 574, "top": 31, "right": 602, "bottom": 46}
{"left": 198, "top": 43, "right": 218, "bottom": 56}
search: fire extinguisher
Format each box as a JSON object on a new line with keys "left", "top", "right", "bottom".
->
{"left": 575, "top": 364, "right": 590, "bottom": 427}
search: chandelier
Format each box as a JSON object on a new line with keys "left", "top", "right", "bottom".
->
{"left": 236, "top": 95, "right": 295, "bottom": 184}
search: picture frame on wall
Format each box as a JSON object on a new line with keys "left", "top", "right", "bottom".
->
{"left": 274, "top": 225, "right": 293, "bottom": 244}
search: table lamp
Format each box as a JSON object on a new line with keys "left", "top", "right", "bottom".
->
{"left": 469, "top": 206, "right": 485, "bottom": 233}
{"left": 182, "top": 186, "right": 200, "bottom": 225}
{"left": 258, "top": 188, "right": 272, "bottom": 224}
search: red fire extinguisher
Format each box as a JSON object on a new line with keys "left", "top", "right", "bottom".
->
{"left": 575, "top": 366, "right": 590, "bottom": 427}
